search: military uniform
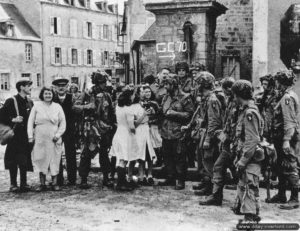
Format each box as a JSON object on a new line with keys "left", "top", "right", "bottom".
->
{"left": 198, "top": 92, "right": 223, "bottom": 193}
{"left": 160, "top": 90, "right": 194, "bottom": 187}
{"left": 75, "top": 83, "right": 116, "bottom": 187}
{"left": 233, "top": 100, "right": 264, "bottom": 217}
{"left": 206, "top": 96, "right": 238, "bottom": 202}
{"left": 179, "top": 77, "right": 193, "bottom": 94}
{"left": 271, "top": 87, "right": 300, "bottom": 207}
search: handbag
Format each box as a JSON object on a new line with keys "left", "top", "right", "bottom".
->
{"left": 0, "top": 97, "right": 19, "bottom": 145}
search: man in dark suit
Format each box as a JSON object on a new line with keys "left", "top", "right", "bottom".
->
{"left": 53, "top": 77, "right": 77, "bottom": 186}
{"left": 0, "top": 78, "right": 33, "bottom": 192}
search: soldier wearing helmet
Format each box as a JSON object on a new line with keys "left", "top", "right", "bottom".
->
{"left": 200, "top": 77, "right": 239, "bottom": 206}
{"left": 175, "top": 62, "right": 193, "bottom": 93}
{"left": 74, "top": 71, "right": 116, "bottom": 189}
{"left": 191, "top": 72, "right": 224, "bottom": 196}
{"left": 158, "top": 76, "right": 194, "bottom": 190}
{"left": 268, "top": 71, "right": 300, "bottom": 210}
{"left": 230, "top": 80, "right": 264, "bottom": 222}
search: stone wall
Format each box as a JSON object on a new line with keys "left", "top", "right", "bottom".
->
{"left": 215, "top": 0, "right": 253, "bottom": 81}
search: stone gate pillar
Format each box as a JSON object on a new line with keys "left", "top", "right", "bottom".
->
{"left": 141, "top": 0, "right": 227, "bottom": 74}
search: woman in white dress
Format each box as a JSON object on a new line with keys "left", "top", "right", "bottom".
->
{"left": 110, "top": 89, "right": 139, "bottom": 191}
{"left": 131, "top": 87, "right": 156, "bottom": 186}
{"left": 27, "top": 87, "right": 66, "bottom": 191}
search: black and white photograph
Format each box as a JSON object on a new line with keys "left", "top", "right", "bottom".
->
{"left": 0, "top": 0, "right": 299, "bottom": 230}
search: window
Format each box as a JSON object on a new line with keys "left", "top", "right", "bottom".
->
{"left": 104, "top": 51, "right": 109, "bottom": 65}
{"left": 50, "top": 17, "right": 61, "bottom": 35}
{"left": 6, "top": 24, "right": 14, "bottom": 37}
{"left": 103, "top": 25, "right": 109, "bottom": 40}
{"left": 21, "top": 73, "right": 31, "bottom": 78}
{"left": 37, "top": 74, "right": 41, "bottom": 87}
{"left": 0, "top": 73, "right": 10, "bottom": 90}
{"left": 87, "top": 22, "right": 92, "bottom": 38}
{"left": 115, "top": 52, "right": 120, "bottom": 63}
{"left": 222, "top": 56, "right": 240, "bottom": 79}
{"left": 55, "top": 47, "right": 61, "bottom": 64}
{"left": 70, "top": 0, "right": 74, "bottom": 6}
{"left": 72, "top": 49, "right": 78, "bottom": 64}
{"left": 87, "top": 49, "right": 93, "bottom": 65}
{"left": 25, "top": 44, "right": 32, "bottom": 62}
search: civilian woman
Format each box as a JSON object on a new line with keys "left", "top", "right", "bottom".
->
{"left": 28, "top": 87, "right": 66, "bottom": 192}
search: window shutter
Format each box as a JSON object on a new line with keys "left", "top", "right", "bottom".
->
{"left": 98, "top": 51, "right": 102, "bottom": 66}
{"left": 50, "top": 17, "right": 54, "bottom": 35}
{"left": 70, "top": 19, "right": 77, "bottom": 38}
{"left": 100, "top": 24, "right": 104, "bottom": 39}
{"left": 68, "top": 48, "right": 72, "bottom": 65}
{"left": 93, "top": 50, "right": 97, "bottom": 66}
{"left": 112, "top": 25, "right": 117, "bottom": 42}
{"left": 61, "top": 47, "right": 67, "bottom": 65}
{"left": 92, "top": 23, "right": 97, "bottom": 39}
{"left": 83, "top": 21, "right": 87, "bottom": 38}
{"left": 108, "top": 25, "right": 112, "bottom": 41}
{"left": 83, "top": 49, "right": 88, "bottom": 65}
{"left": 57, "top": 17, "right": 62, "bottom": 35}
{"left": 78, "top": 49, "right": 82, "bottom": 65}
{"left": 50, "top": 47, "right": 55, "bottom": 65}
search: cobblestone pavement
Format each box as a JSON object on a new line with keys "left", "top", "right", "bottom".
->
{"left": 0, "top": 146, "right": 299, "bottom": 231}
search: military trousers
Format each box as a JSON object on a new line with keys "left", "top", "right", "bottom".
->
{"left": 79, "top": 133, "right": 113, "bottom": 179}
{"left": 212, "top": 144, "right": 235, "bottom": 193}
{"left": 202, "top": 138, "right": 220, "bottom": 180}
{"left": 236, "top": 163, "right": 261, "bottom": 215}
{"left": 274, "top": 137, "right": 300, "bottom": 191}
{"left": 162, "top": 139, "right": 187, "bottom": 181}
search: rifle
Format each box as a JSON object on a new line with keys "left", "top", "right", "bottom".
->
{"left": 265, "top": 165, "right": 271, "bottom": 203}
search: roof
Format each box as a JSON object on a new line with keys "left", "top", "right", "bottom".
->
{"left": 0, "top": 3, "right": 40, "bottom": 41}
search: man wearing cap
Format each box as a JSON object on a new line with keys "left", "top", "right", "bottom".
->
{"left": 158, "top": 76, "right": 194, "bottom": 190}
{"left": 0, "top": 78, "right": 34, "bottom": 192}
{"left": 52, "top": 77, "right": 77, "bottom": 186}
{"left": 75, "top": 71, "right": 116, "bottom": 189}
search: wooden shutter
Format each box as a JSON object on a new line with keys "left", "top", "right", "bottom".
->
{"left": 83, "top": 49, "right": 88, "bottom": 65}
{"left": 77, "top": 49, "right": 82, "bottom": 65}
{"left": 50, "top": 47, "right": 55, "bottom": 65}
{"left": 57, "top": 17, "right": 62, "bottom": 35}
{"left": 50, "top": 17, "right": 54, "bottom": 35}
{"left": 100, "top": 24, "right": 104, "bottom": 39}
{"left": 92, "top": 23, "right": 97, "bottom": 39}
{"left": 98, "top": 51, "right": 102, "bottom": 66}
{"left": 68, "top": 48, "right": 72, "bottom": 65}
{"left": 93, "top": 50, "right": 97, "bottom": 66}
{"left": 61, "top": 47, "right": 67, "bottom": 65}
{"left": 83, "top": 21, "right": 87, "bottom": 38}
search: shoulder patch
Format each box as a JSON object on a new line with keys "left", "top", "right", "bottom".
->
{"left": 285, "top": 98, "right": 290, "bottom": 105}
{"left": 247, "top": 114, "right": 253, "bottom": 121}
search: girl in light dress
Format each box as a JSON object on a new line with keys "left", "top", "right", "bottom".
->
{"left": 129, "top": 87, "right": 156, "bottom": 186}
{"left": 110, "top": 89, "right": 139, "bottom": 191}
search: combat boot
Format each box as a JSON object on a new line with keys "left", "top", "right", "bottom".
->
{"left": 175, "top": 180, "right": 185, "bottom": 190}
{"left": 102, "top": 173, "right": 114, "bottom": 188}
{"left": 279, "top": 187, "right": 299, "bottom": 210}
{"left": 194, "top": 182, "right": 213, "bottom": 196}
{"left": 199, "top": 186, "right": 223, "bottom": 206}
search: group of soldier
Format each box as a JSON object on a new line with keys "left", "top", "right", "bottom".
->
{"left": 1, "top": 59, "right": 299, "bottom": 224}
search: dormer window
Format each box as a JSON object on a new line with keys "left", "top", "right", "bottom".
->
{"left": 95, "top": 2, "right": 104, "bottom": 11}
{"left": 0, "top": 20, "right": 15, "bottom": 37}
{"left": 6, "top": 24, "right": 14, "bottom": 37}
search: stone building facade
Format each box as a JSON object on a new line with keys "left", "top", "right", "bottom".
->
{"left": 39, "top": 0, "right": 124, "bottom": 89}
{"left": 0, "top": 2, "right": 42, "bottom": 99}
{"left": 214, "top": 0, "right": 253, "bottom": 81}
{"left": 131, "top": 0, "right": 227, "bottom": 83}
